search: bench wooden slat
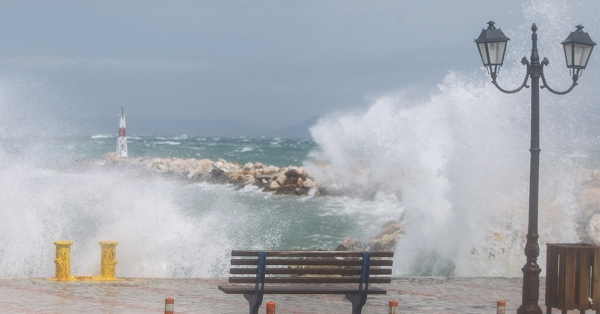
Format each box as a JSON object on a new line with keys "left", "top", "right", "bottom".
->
{"left": 231, "top": 250, "right": 394, "bottom": 258}
{"left": 218, "top": 284, "right": 388, "bottom": 295}
{"left": 222, "top": 250, "right": 393, "bottom": 314}
{"left": 229, "top": 267, "right": 393, "bottom": 275}
{"left": 229, "top": 277, "right": 392, "bottom": 284}
{"left": 231, "top": 258, "right": 393, "bottom": 267}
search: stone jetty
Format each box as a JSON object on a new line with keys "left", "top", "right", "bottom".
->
{"left": 103, "top": 153, "right": 406, "bottom": 251}
{"left": 103, "top": 153, "right": 320, "bottom": 196}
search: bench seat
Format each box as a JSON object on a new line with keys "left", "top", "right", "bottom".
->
{"left": 219, "top": 284, "right": 388, "bottom": 295}
{"left": 218, "top": 250, "right": 394, "bottom": 314}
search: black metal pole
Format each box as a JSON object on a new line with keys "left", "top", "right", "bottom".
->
{"left": 517, "top": 23, "right": 543, "bottom": 314}
{"left": 483, "top": 21, "right": 589, "bottom": 314}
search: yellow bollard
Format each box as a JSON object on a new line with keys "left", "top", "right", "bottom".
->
{"left": 99, "top": 241, "right": 118, "bottom": 280}
{"left": 53, "top": 240, "right": 75, "bottom": 281}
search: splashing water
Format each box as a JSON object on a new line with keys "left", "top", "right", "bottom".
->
{"left": 307, "top": 0, "right": 599, "bottom": 276}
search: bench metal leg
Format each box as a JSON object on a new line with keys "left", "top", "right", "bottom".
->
{"left": 244, "top": 294, "right": 262, "bottom": 314}
{"left": 346, "top": 294, "right": 367, "bottom": 314}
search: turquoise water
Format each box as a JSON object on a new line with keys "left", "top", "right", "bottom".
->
{"left": 0, "top": 135, "right": 316, "bottom": 168}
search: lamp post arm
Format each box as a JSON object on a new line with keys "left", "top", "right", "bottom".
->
{"left": 540, "top": 58, "right": 579, "bottom": 95}
{"left": 491, "top": 57, "right": 531, "bottom": 94}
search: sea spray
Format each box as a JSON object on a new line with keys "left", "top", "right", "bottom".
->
{"left": 0, "top": 165, "right": 230, "bottom": 277}
{"left": 307, "top": 0, "right": 598, "bottom": 276}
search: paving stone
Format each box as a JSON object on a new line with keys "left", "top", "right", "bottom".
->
{"left": 0, "top": 277, "right": 576, "bottom": 313}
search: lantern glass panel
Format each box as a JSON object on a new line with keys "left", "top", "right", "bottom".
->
{"left": 489, "top": 42, "right": 507, "bottom": 65}
{"left": 574, "top": 43, "right": 593, "bottom": 67}
{"left": 564, "top": 43, "right": 594, "bottom": 69}
{"left": 478, "top": 42, "right": 489, "bottom": 65}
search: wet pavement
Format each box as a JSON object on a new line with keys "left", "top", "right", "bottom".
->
{"left": 0, "top": 276, "right": 570, "bottom": 313}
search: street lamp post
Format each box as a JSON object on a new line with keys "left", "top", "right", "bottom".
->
{"left": 475, "top": 22, "right": 596, "bottom": 314}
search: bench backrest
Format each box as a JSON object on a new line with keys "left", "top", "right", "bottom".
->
{"left": 228, "top": 250, "right": 394, "bottom": 285}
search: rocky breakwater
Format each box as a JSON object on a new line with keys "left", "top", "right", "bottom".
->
{"left": 103, "top": 153, "right": 320, "bottom": 196}
{"left": 336, "top": 221, "right": 405, "bottom": 252}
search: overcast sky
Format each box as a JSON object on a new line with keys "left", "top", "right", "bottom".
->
{"left": 0, "top": 0, "right": 597, "bottom": 131}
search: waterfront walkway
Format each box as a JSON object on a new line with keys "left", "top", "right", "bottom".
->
{"left": 0, "top": 277, "right": 552, "bottom": 313}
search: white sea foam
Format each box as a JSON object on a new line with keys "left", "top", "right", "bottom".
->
{"left": 91, "top": 134, "right": 113, "bottom": 139}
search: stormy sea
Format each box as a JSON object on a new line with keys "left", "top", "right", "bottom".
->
{"left": 0, "top": 0, "right": 598, "bottom": 278}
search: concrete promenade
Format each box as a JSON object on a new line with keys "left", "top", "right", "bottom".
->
{"left": 0, "top": 276, "right": 566, "bottom": 313}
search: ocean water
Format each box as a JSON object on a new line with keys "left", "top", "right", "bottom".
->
{"left": 0, "top": 135, "right": 394, "bottom": 278}
{"left": 0, "top": 0, "right": 599, "bottom": 278}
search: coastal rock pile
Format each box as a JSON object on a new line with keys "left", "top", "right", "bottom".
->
{"left": 103, "top": 153, "right": 320, "bottom": 196}
{"left": 336, "top": 221, "right": 405, "bottom": 252}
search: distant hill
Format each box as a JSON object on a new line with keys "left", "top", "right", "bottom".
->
{"left": 276, "top": 116, "right": 319, "bottom": 139}
{"left": 64, "top": 116, "right": 319, "bottom": 139}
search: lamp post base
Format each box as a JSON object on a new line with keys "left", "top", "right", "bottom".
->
{"left": 516, "top": 305, "right": 542, "bottom": 314}
{"left": 517, "top": 258, "right": 543, "bottom": 314}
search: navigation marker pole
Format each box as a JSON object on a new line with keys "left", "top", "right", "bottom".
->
{"left": 117, "top": 106, "right": 128, "bottom": 158}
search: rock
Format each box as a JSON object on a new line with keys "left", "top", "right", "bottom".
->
{"left": 366, "top": 222, "right": 405, "bottom": 251}
{"left": 284, "top": 177, "right": 298, "bottom": 186}
{"left": 318, "top": 184, "right": 343, "bottom": 196}
{"left": 99, "top": 155, "right": 323, "bottom": 197}
{"left": 255, "top": 175, "right": 272, "bottom": 181}
{"left": 589, "top": 214, "right": 600, "bottom": 245}
{"left": 285, "top": 169, "right": 301, "bottom": 179}
{"left": 263, "top": 166, "right": 280, "bottom": 175}
{"left": 300, "top": 171, "right": 308, "bottom": 181}
{"left": 275, "top": 172, "right": 287, "bottom": 186}
{"left": 593, "top": 169, "right": 600, "bottom": 187}
{"left": 579, "top": 188, "right": 600, "bottom": 209}
{"left": 581, "top": 170, "right": 593, "bottom": 186}
{"left": 241, "top": 175, "right": 255, "bottom": 186}
{"left": 207, "top": 168, "right": 226, "bottom": 183}
{"left": 275, "top": 185, "right": 296, "bottom": 195}
{"left": 228, "top": 171, "right": 243, "bottom": 182}
{"left": 294, "top": 187, "right": 308, "bottom": 196}
{"left": 336, "top": 237, "right": 365, "bottom": 251}
{"left": 303, "top": 178, "right": 318, "bottom": 188}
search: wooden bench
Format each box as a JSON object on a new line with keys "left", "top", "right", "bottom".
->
{"left": 218, "top": 250, "right": 394, "bottom": 314}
